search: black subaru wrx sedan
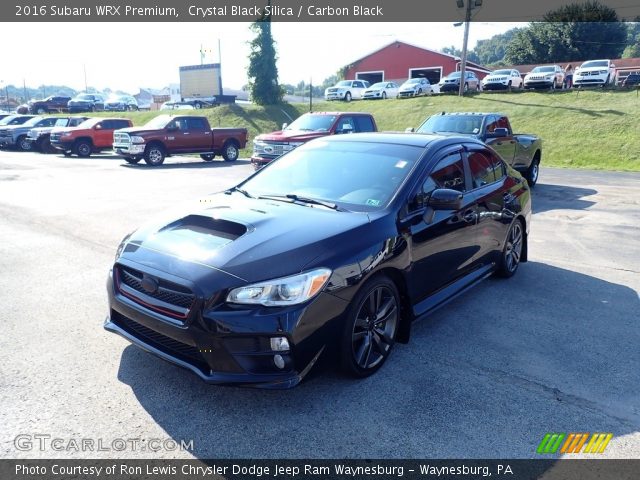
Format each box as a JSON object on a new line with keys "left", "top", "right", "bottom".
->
{"left": 105, "top": 133, "right": 531, "bottom": 388}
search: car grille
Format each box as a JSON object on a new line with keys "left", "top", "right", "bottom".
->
{"left": 113, "top": 132, "right": 131, "bottom": 146}
{"left": 50, "top": 132, "right": 62, "bottom": 142}
{"left": 116, "top": 265, "right": 195, "bottom": 319}
{"left": 112, "top": 311, "right": 208, "bottom": 372}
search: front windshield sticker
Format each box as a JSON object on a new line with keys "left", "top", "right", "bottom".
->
{"left": 473, "top": 128, "right": 480, "bottom": 134}
{"left": 366, "top": 199, "right": 382, "bottom": 206}
{"left": 395, "top": 160, "right": 408, "bottom": 169}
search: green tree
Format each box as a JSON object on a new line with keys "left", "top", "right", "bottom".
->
{"left": 472, "top": 28, "right": 520, "bottom": 65}
{"left": 623, "top": 21, "right": 640, "bottom": 58}
{"left": 247, "top": 15, "right": 283, "bottom": 105}
{"left": 505, "top": 1, "right": 627, "bottom": 64}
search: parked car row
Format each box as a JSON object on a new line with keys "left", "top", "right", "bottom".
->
{"left": 25, "top": 93, "right": 139, "bottom": 114}
{"left": 1, "top": 113, "right": 248, "bottom": 166}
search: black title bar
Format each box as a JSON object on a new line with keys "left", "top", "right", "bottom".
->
{"left": 6, "top": 0, "right": 640, "bottom": 22}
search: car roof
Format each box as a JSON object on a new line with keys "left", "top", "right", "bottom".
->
{"left": 305, "top": 111, "right": 371, "bottom": 116}
{"left": 432, "top": 112, "right": 505, "bottom": 117}
{"left": 319, "top": 132, "right": 485, "bottom": 149}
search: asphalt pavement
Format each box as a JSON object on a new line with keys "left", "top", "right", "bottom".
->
{"left": 0, "top": 150, "right": 638, "bottom": 462}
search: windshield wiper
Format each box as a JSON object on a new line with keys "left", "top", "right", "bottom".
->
{"left": 258, "top": 194, "right": 343, "bottom": 211}
{"left": 224, "top": 186, "right": 254, "bottom": 198}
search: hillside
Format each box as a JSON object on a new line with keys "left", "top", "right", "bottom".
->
{"left": 92, "top": 89, "right": 640, "bottom": 171}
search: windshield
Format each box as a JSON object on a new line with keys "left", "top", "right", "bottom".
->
{"left": 284, "top": 114, "right": 336, "bottom": 132}
{"left": 370, "top": 82, "right": 386, "bottom": 89}
{"left": 75, "top": 118, "right": 100, "bottom": 128}
{"left": 143, "top": 115, "right": 172, "bottom": 129}
{"left": 581, "top": 60, "right": 608, "bottom": 68}
{"left": 417, "top": 115, "right": 482, "bottom": 135}
{"left": 447, "top": 72, "right": 462, "bottom": 78}
{"left": 492, "top": 70, "right": 512, "bottom": 75}
{"left": 55, "top": 118, "right": 69, "bottom": 127}
{"left": 532, "top": 66, "right": 555, "bottom": 73}
{"left": 107, "top": 95, "right": 128, "bottom": 102}
{"left": 22, "top": 116, "right": 45, "bottom": 127}
{"left": 0, "top": 116, "right": 19, "bottom": 125}
{"left": 335, "top": 81, "right": 351, "bottom": 87}
{"left": 75, "top": 94, "right": 94, "bottom": 101}
{"left": 239, "top": 140, "right": 422, "bottom": 211}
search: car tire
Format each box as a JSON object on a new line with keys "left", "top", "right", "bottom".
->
{"left": 144, "top": 144, "right": 166, "bottom": 166}
{"left": 496, "top": 220, "right": 525, "bottom": 278}
{"left": 63, "top": 151, "right": 72, "bottom": 157}
{"left": 124, "top": 156, "right": 141, "bottom": 164}
{"left": 17, "top": 136, "right": 32, "bottom": 152}
{"left": 200, "top": 153, "right": 215, "bottom": 161}
{"left": 525, "top": 155, "right": 540, "bottom": 187}
{"left": 382, "top": 91, "right": 387, "bottom": 100}
{"left": 221, "top": 142, "right": 239, "bottom": 162}
{"left": 74, "top": 140, "right": 92, "bottom": 158}
{"left": 417, "top": 88, "right": 423, "bottom": 96}
{"left": 340, "top": 275, "right": 400, "bottom": 378}
{"left": 36, "top": 107, "right": 47, "bottom": 114}
{"left": 464, "top": 83, "right": 469, "bottom": 93}
{"left": 344, "top": 92, "right": 352, "bottom": 102}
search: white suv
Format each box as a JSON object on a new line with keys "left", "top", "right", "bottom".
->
{"left": 324, "top": 80, "right": 370, "bottom": 102}
{"left": 574, "top": 59, "right": 616, "bottom": 87}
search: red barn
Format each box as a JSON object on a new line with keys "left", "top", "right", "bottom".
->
{"left": 342, "top": 40, "right": 491, "bottom": 86}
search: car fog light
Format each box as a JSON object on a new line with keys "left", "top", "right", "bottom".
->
{"left": 270, "top": 337, "right": 290, "bottom": 352}
{"left": 274, "top": 354, "right": 285, "bottom": 369}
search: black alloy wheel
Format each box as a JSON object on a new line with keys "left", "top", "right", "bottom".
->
{"left": 497, "top": 221, "right": 524, "bottom": 278}
{"left": 341, "top": 276, "right": 400, "bottom": 377}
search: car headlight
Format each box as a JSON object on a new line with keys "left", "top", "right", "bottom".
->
{"left": 62, "top": 132, "right": 73, "bottom": 137}
{"left": 288, "top": 142, "right": 304, "bottom": 147}
{"left": 227, "top": 268, "right": 332, "bottom": 306}
{"left": 115, "top": 232, "right": 134, "bottom": 261}
{"left": 130, "top": 136, "right": 145, "bottom": 144}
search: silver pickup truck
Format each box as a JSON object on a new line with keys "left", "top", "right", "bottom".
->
{"left": 413, "top": 112, "right": 542, "bottom": 186}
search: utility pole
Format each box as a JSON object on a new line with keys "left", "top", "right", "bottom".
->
{"left": 83, "top": 64, "right": 88, "bottom": 92}
{"left": 456, "top": 0, "right": 482, "bottom": 97}
{"left": 309, "top": 77, "right": 313, "bottom": 113}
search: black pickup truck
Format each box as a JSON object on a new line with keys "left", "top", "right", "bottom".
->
{"left": 412, "top": 112, "right": 542, "bottom": 186}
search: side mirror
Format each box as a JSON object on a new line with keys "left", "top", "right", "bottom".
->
{"left": 94, "top": 124, "right": 102, "bottom": 130}
{"left": 488, "top": 127, "right": 509, "bottom": 138}
{"left": 282, "top": 122, "right": 288, "bottom": 130}
{"left": 405, "top": 127, "right": 415, "bottom": 133}
{"left": 429, "top": 188, "right": 463, "bottom": 210}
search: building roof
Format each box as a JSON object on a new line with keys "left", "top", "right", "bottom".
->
{"left": 343, "top": 40, "right": 491, "bottom": 74}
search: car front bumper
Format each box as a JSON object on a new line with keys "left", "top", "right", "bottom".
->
{"left": 524, "top": 80, "right": 554, "bottom": 88}
{"left": 482, "top": 82, "right": 510, "bottom": 90}
{"left": 324, "top": 92, "right": 346, "bottom": 100}
{"left": 439, "top": 83, "right": 461, "bottom": 92}
{"left": 50, "top": 140, "right": 74, "bottom": 151}
{"left": 574, "top": 76, "right": 607, "bottom": 86}
{"left": 0, "top": 135, "right": 16, "bottom": 147}
{"left": 105, "top": 264, "right": 346, "bottom": 388}
{"left": 114, "top": 144, "right": 145, "bottom": 155}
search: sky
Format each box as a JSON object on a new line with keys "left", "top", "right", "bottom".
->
{"left": 0, "top": 22, "right": 524, "bottom": 93}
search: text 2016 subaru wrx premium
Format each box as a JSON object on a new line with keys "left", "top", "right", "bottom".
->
{"left": 105, "top": 134, "right": 531, "bottom": 388}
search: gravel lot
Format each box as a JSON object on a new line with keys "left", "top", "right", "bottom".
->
{"left": 0, "top": 150, "right": 638, "bottom": 461}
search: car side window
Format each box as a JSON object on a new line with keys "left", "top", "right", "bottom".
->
{"left": 487, "top": 149, "right": 507, "bottom": 180}
{"left": 430, "top": 152, "right": 466, "bottom": 193}
{"left": 186, "top": 118, "right": 207, "bottom": 130}
{"left": 496, "top": 116, "right": 510, "bottom": 131}
{"left": 337, "top": 116, "right": 355, "bottom": 133}
{"left": 468, "top": 151, "right": 497, "bottom": 188}
{"left": 484, "top": 116, "right": 498, "bottom": 134}
{"left": 353, "top": 116, "right": 375, "bottom": 132}
{"left": 114, "top": 120, "right": 130, "bottom": 129}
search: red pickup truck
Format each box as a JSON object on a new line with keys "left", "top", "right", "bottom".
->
{"left": 50, "top": 117, "right": 133, "bottom": 157}
{"left": 251, "top": 111, "right": 377, "bottom": 170}
{"left": 112, "top": 115, "right": 248, "bottom": 166}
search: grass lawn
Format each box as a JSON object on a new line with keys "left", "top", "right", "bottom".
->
{"left": 91, "top": 88, "right": 640, "bottom": 171}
